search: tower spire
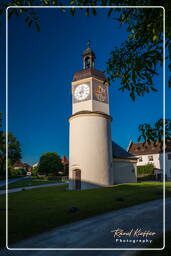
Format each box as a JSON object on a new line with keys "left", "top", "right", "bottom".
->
{"left": 82, "top": 40, "right": 96, "bottom": 69}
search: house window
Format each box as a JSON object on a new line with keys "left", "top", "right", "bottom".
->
{"left": 148, "top": 155, "right": 153, "bottom": 161}
{"left": 139, "top": 157, "right": 143, "bottom": 162}
{"left": 168, "top": 154, "right": 171, "bottom": 160}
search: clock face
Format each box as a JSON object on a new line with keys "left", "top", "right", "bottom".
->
{"left": 74, "top": 84, "right": 90, "bottom": 101}
{"left": 95, "top": 85, "right": 107, "bottom": 102}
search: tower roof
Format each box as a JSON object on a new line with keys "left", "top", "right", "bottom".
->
{"left": 73, "top": 67, "right": 107, "bottom": 82}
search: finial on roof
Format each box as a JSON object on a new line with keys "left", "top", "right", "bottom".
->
{"left": 87, "top": 40, "right": 91, "bottom": 48}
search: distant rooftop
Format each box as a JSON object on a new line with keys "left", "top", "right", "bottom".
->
{"left": 128, "top": 140, "right": 171, "bottom": 155}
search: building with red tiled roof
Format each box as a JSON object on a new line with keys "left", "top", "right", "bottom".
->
{"left": 128, "top": 140, "right": 171, "bottom": 180}
{"left": 13, "top": 161, "right": 33, "bottom": 175}
{"left": 61, "top": 156, "right": 69, "bottom": 165}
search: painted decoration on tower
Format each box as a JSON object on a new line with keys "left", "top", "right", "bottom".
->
{"left": 93, "top": 80, "right": 108, "bottom": 103}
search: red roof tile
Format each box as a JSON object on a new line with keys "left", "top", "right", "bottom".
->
{"left": 128, "top": 140, "right": 171, "bottom": 155}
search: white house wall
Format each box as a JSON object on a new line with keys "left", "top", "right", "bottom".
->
{"left": 112, "top": 160, "right": 137, "bottom": 184}
{"left": 136, "top": 153, "right": 160, "bottom": 168}
{"left": 136, "top": 153, "right": 171, "bottom": 179}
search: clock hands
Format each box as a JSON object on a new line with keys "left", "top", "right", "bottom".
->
{"left": 74, "top": 84, "right": 90, "bottom": 101}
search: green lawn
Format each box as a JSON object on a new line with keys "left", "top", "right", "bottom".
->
{"left": 1, "top": 182, "right": 171, "bottom": 247}
{"left": 136, "top": 230, "right": 171, "bottom": 255}
{"left": 0, "top": 177, "right": 64, "bottom": 190}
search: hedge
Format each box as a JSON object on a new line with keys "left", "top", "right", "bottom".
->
{"left": 137, "top": 163, "right": 154, "bottom": 176}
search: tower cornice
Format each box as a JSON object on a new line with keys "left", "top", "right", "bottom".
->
{"left": 68, "top": 111, "right": 112, "bottom": 122}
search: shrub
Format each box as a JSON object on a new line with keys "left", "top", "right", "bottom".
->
{"left": 137, "top": 163, "right": 154, "bottom": 177}
{"left": 9, "top": 167, "right": 24, "bottom": 177}
{"left": 32, "top": 166, "right": 39, "bottom": 176}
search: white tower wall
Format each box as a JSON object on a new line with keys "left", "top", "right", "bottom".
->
{"left": 69, "top": 113, "right": 113, "bottom": 190}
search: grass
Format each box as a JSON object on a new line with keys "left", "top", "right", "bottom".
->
{"left": 1, "top": 182, "right": 171, "bottom": 247}
{"left": 0, "top": 176, "right": 63, "bottom": 190}
{"left": 136, "top": 230, "right": 171, "bottom": 255}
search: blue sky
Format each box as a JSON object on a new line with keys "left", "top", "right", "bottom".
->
{"left": 0, "top": 7, "right": 170, "bottom": 165}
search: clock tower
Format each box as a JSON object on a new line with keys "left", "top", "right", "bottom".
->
{"left": 69, "top": 42, "right": 113, "bottom": 190}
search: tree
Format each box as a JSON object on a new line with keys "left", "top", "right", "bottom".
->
{"left": 0, "top": 131, "right": 5, "bottom": 176}
{"left": 8, "top": 132, "right": 22, "bottom": 164}
{"left": 38, "top": 152, "right": 63, "bottom": 175}
{"left": 0, "top": 1, "right": 170, "bottom": 143}
{"left": 0, "top": 132, "right": 22, "bottom": 176}
{"left": 0, "top": 113, "right": 22, "bottom": 176}
{"left": 32, "top": 165, "right": 39, "bottom": 176}
{"left": 138, "top": 118, "right": 171, "bottom": 144}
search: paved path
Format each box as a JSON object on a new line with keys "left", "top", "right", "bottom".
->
{"left": 0, "top": 182, "right": 68, "bottom": 194}
{"left": 4, "top": 198, "right": 170, "bottom": 256}
{"left": 0, "top": 176, "right": 29, "bottom": 187}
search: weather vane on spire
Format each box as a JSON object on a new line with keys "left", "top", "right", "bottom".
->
{"left": 87, "top": 40, "right": 91, "bottom": 48}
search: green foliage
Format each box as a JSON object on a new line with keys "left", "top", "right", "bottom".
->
{"left": 106, "top": 4, "right": 165, "bottom": 100}
{"left": 138, "top": 118, "right": 171, "bottom": 143}
{"left": 106, "top": 40, "right": 161, "bottom": 100}
{"left": 8, "top": 166, "right": 16, "bottom": 177}
{"left": 32, "top": 165, "right": 39, "bottom": 176}
{"left": 137, "top": 163, "right": 154, "bottom": 176}
{"left": 0, "top": 131, "right": 5, "bottom": 176}
{"left": 8, "top": 132, "right": 22, "bottom": 165}
{"left": 0, "top": 113, "right": 22, "bottom": 176}
{"left": 0, "top": 131, "right": 22, "bottom": 176}
{"left": 8, "top": 166, "right": 25, "bottom": 177}
{"left": 38, "top": 152, "right": 63, "bottom": 175}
